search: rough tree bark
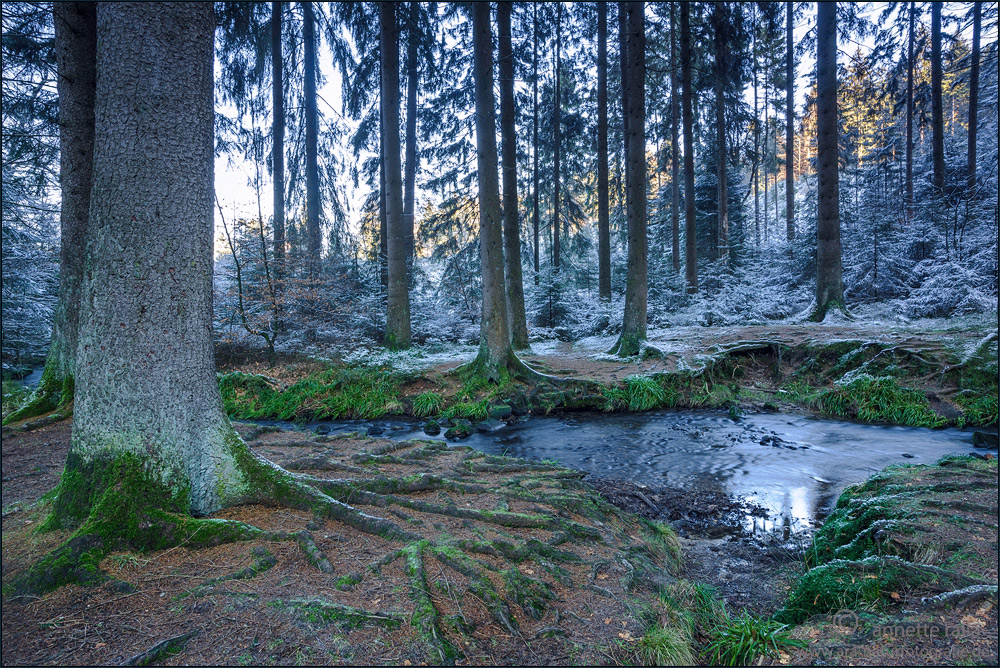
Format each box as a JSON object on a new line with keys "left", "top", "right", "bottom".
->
{"left": 681, "top": 2, "right": 697, "bottom": 293}
{"left": 381, "top": 2, "right": 411, "bottom": 349}
{"left": 967, "top": 1, "right": 981, "bottom": 192}
{"left": 303, "top": 0, "right": 321, "bottom": 266}
{"left": 713, "top": 3, "right": 729, "bottom": 264}
{"left": 532, "top": 3, "right": 540, "bottom": 284}
{"left": 905, "top": 1, "right": 914, "bottom": 220}
{"left": 498, "top": 1, "right": 530, "bottom": 349}
{"left": 612, "top": 1, "right": 648, "bottom": 357}
{"left": 930, "top": 1, "right": 945, "bottom": 194}
{"left": 669, "top": 2, "right": 680, "bottom": 273}
{"left": 5, "top": 2, "right": 96, "bottom": 424}
{"left": 403, "top": 0, "right": 418, "bottom": 267}
{"left": 552, "top": 2, "right": 562, "bottom": 273}
{"left": 271, "top": 1, "right": 285, "bottom": 266}
{"left": 469, "top": 2, "right": 517, "bottom": 381}
{"left": 785, "top": 0, "right": 794, "bottom": 241}
{"left": 813, "top": 0, "right": 844, "bottom": 320}
{"left": 597, "top": 1, "right": 612, "bottom": 300}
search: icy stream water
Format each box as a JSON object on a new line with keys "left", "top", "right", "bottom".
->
{"left": 253, "top": 410, "right": 988, "bottom": 535}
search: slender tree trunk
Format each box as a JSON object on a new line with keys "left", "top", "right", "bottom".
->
{"left": 381, "top": 2, "right": 411, "bottom": 349}
{"left": 681, "top": 3, "right": 697, "bottom": 293}
{"left": 498, "top": 1, "right": 529, "bottom": 349}
{"left": 967, "top": 1, "right": 981, "bottom": 192}
{"left": 930, "top": 1, "right": 945, "bottom": 194}
{"left": 615, "top": 0, "right": 647, "bottom": 357}
{"left": 470, "top": 2, "right": 515, "bottom": 380}
{"left": 814, "top": 0, "right": 843, "bottom": 320}
{"left": 619, "top": 2, "right": 630, "bottom": 207}
{"left": 17, "top": 1, "right": 97, "bottom": 421}
{"left": 379, "top": 120, "right": 388, "bottom": 298}
{"left": 271, "top": 1, "right": 285, "bottom": 267}
{"left": 62, "top": 2, "right": 249, "bottom": 519}
{"left": 552, "top": 3, "right": 562, "bottom": 273}
{"left": 713, "top": 4, "right": 728, "bottom": 264}
{"left": 532, "top": 4, "right": 540, "bottom": 284}
{"left": 303, "top": 1, "right": 321, "bottom": 267}
{"left": 753, "top": 11, "right": 761, "bottom": 249}
{"left": 785, "top": 0, "right": 794, "bottom": 241}
{"left": 670, "top": 3, "right": 681, "bottom": 273}
{"left": 597, "top": 1, "right": 612, "bottom": 300}
{"left": 403, "top": 0, "right": 418, "bottom": 266}
{"left": 905, "top": 1, "right": 914, "bottom": 220}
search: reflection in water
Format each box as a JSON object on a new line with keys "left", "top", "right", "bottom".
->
{"left": 259, "top": 410, "right": 980, "bottom": 534}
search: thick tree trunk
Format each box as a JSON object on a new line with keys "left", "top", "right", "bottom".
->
{"left": 470, "top": 2, "right": 515, "bottom": 380}
{"left": 597, "top": 1, "right": 612, "bottom": 300}
{"left": 681, "top": 3, "right": 697, "bottom": 293}
{"left": 303, "top": 1, "right": 321, "bottom": 267}
{"left": 930, "top": 1, "right": 945, "bottom": 194}
{"left": 498, "top": 2, "right": 530, "bottom": 350}
{"left": 271, "top": 1, "right": 285, "bottom": 266}
{"left": 785, "top": 0, "right": 794, "bottom": 241}
{"left": 381, "top": 2, "right": 411, "bottom": 349}
{"left": 59, "top": 2, "right": 250, "bottom": 522}
{"left": 814, "top": 1, "right": 844, "bottom": 320}
{"left": 905, "top": 1, "right": 914, "bottom": 220}
{"left": 615, "top": 0, "right": 647, "bottom": 357}
{"left": 403, "top": 0, "right": 418, "bottom": 266}
{"left": 552, "top": 3, "right": 562, "bottom": 272}
{"left": 967, "top": 1, "right": 981, "bottom": 192}
{"left": 22, "top": 2, "right": 97, "bottom": 419}
{"left": 532, "top": 4, "right": 540, "bottom": 284}
{"left": 669, "top": 3, "right": 680, "bottom": 273}
{"left": 713, "top": 4, "right": 728, "bottom": 264}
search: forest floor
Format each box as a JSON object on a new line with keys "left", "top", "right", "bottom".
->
{"left": 2, "top": 318, "right": 997, "bottom": 665}
{"left": 2, "top": 418, "right": 997, "bottom": 666}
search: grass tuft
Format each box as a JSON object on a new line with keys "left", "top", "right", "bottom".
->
{"left": 412, "top": 391, "right": 443, "bottom": 418}
{"left": 705, "top": 610, "right": 805, "bottom": 666}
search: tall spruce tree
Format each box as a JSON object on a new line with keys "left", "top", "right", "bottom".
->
{"left": 498, "top": 1, "right": 530, "bottom": 349}
{"left": 381, "top": 2, "right": 411, "bottom": 349}
{"left": 5, "top": 2, "right": 96, "bottom": 423}
{"left": 612, "top": 0, "right": 649, "bottom": 357}
{"left": 813, "top": 0, "right": 844, "bottom": 319}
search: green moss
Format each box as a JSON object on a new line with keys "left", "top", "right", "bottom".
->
{"left": 1, "top": 365, "right": 73, "bottom": 425}
{"left": 502, "top": 567, "right": 554, "bottom": 620}
{"left": 776, "top": 556, "right": 975, "bottom": 624}
{"left": 287, "top": 598, "right": 402, "bottom": 630}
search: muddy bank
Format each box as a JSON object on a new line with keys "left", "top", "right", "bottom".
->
{"left": 590, "top": 476, "right": 805, "bottom": 616}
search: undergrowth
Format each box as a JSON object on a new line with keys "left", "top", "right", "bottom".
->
{"left": 705, "top": 610, "right": 805, "bottom": 666}
{"left": 219, "top": 366, "right": 406, "bottom": 421}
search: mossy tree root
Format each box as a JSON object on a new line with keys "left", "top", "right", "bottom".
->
{"left": 1, "top": 367, "right": 74, "bottom": 426}
{"left": 402, "top": 541, "right": 459, "bottom": 665}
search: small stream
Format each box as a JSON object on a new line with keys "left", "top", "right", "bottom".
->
{"left": 260, "top": 410, "right": 985, "bottom": 535}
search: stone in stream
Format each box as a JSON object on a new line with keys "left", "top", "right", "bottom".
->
{"left": 489, "top": 404, "right": 513, "bottom": 420}
{"left": 476, "top": 418, "right": 505, "bottom": 433}
{"left": 315, "top": 424, "right": 331, "bottom": 435}
{"left": 367, "top": 423, "right": 385, "bottom": 436}
{"left": 972, "top": 431, "right": 998, "bottom": 449}
{"left": 445, "top": 419, "right": 473, "bottom": 440}
{"left": 423, "top": 419, "right": 441, "bottom": 436}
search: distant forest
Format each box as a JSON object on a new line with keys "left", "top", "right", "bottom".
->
{"left": 2, "top": 1, "right": 997, "bottom": 369}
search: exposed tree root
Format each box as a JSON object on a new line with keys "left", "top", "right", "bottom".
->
{"left": 121, "top": 630, "right": 199, "bottom": 667}
{"left": 12, "top": 428, "right": 686, "bottom": 665}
